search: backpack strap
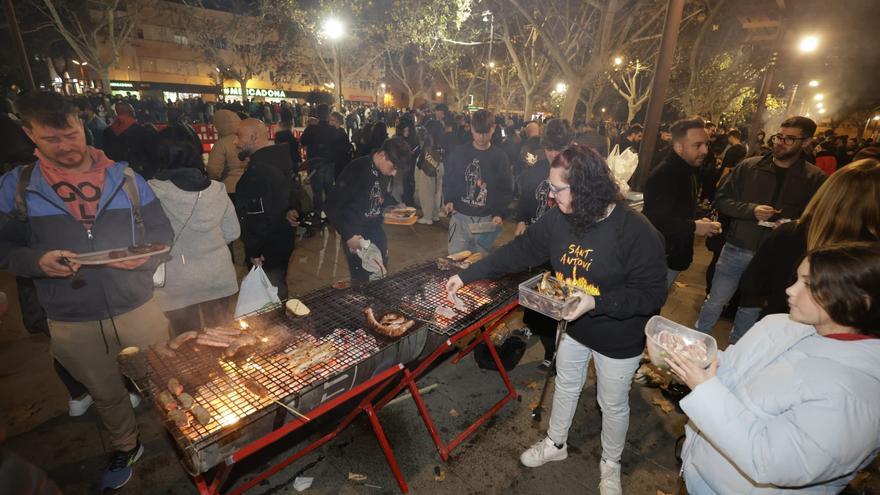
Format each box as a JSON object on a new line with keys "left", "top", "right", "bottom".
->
{"left": 12, "top": 163, "right": 37, "bottom": 222}
{"left": 121, "top": 167, "right": 146, "bottom": 245}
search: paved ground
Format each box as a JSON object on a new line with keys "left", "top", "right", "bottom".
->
{"left": 1, "top": 216, "right": 877, "bottom": 494}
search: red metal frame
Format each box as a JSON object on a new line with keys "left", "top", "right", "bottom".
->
{"left": 374, "top": 300, "right": 520, "bottom": 461}
{"left": 192, "top": 363, "right": 408, "bottom": 495}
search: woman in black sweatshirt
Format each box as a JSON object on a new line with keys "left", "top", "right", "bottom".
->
{"left": 446, "top": 145, "right": 667, "bottom": 494}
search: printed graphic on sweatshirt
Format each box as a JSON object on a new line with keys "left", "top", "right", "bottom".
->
{"left": 462, "top": 159, "right": 487, "bottom": 207}
{"left": 531, "top": 180, "right": 551, "bottom": 224}
{"left": 557, "top": 243, "right": 601, "bottom": 295}
{"left": 51, "top": 181, "right": 102, "bottom": 228}
{"left": 366, "top": 180, "right": 384, "bottom": 218}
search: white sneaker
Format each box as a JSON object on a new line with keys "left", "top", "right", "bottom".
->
{"left": 520, "top": 437, "right": 567, "bottom": 467}
{"left": 599, "top": 459, "right": 622, "bottom": 495}
{"left": 416, "top": 217, "right": 433, "bottom": 225}
{"left": 129, "top": 393, "right": 141, "bottom": 409}
{"left": 69, "top": 394, "right": 94, "bottom": 417}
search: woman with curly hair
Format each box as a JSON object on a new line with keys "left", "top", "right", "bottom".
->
{"left": 446, "top": 144, "right": 667, "bottom": 494}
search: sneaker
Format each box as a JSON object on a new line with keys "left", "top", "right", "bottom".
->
{"left": 599, "top": 459, "right": 622, "bottom": 495}
{"left": 520, "top": 437, "right": 567, "bottom": 467}
{"left": 432, "top": 216, "right": 440, "bottom": 222}
{"left": 416, "top": 217, "right": 433, "bottom": 225}
{"left": 537, "top": 359, "right": 552, "bottom": 372}
{"left": 68, "top": 394, "right": 94, "bottom": 417}
{"left": 130, "top": 392, "right": 142, "bottom": 409}
{"left": 101, "top": 442, "right": 144, "bottom": 490}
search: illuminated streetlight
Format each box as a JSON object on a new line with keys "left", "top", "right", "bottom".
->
{"left": 322, "top": 17, "right": 345, "bottom": 40}
{"left": 798, "top": 35, "right": 819, "bottom": 53}
{"left": 874, "top": 115, "right": 880, "bottom": 121}
{"left": 488, "top": 61, "right": 496, "bottom": 69}
{"left": 818, "top": 108, "right": 826, "bottom": 114}
{"left": 613, "top": 56, "right": 623, "bottom": 66}
{"left": 555, "top": 82, "right": 567, "bottom": 93}
{"left": 816, "top": 102, "right": 824, "bottom": 109}
{"left": 380, "top": 83, "right": 386, "bottom": 89}
{"left": 808, "top": 80, "right": 819, "bottom": 87}
{"left": 814, "top": 93, "right": 824, "bottom": 101}
{"left": 436, "top": 91, "right": 442, "bottom": 98}
{"left": 601, "top": 107, "right": 606, "bottom": 113}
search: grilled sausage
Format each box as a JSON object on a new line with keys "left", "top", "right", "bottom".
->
{"left": 168, "top": 331, "right": 198, "bottom": 350}
{"left": 224, "top": 335, "right": 259, "bottom": 358}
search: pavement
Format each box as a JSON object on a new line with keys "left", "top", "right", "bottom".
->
{"left": 1, "top": 215, "right": 878, "bottom": 494}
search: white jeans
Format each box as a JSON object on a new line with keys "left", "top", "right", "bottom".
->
{"left": 547, "top": 334, "right": 642, "bottom": 463}
{"left": 415, "top": 164, "right": 443, "bottom": 220}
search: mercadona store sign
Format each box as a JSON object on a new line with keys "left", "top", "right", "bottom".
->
{"left": 223, "top": 87, "right": 289, "bottom": 98}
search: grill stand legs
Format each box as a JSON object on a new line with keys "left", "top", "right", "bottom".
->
{"left": 192, "top": 364, "right": 408, "bottom": 494}
{"left": 375, "top": 301, "right": 520, "bottom": 461}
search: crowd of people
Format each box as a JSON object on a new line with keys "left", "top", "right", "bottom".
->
{"left": 1, "top": 85, "right": 879, "bottom": 495}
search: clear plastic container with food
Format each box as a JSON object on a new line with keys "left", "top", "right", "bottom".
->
{"left": 644, "top": 315, "right": 718, "bottom": 369}
{"left": 518, "top": 272, "right": 582, "bottom": 320}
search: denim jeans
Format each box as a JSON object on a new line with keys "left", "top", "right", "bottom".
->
{"left": 728, "top": 306, "right": 762, "bottom": 344}
{"left": 447, "top": 212, "right": 500, "bottom": 255}
{"left": 311, "top": 163, "right": 335, "bottom": 214}
{"left": 695, "top": 243, "right": 755, "bottom": 334}
{"left": 547, "top": 335, "right": 641, "bottom": 463}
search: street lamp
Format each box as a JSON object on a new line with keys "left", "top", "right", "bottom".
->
{"left": 555, "top": 82, "right": 567, "bottom": 93}
{"left": 814, "top": 93, "right": 824, "bottom": 101}
{"left": 808, "top": 80, "right": 819, "bottom": 87}
{"left": 482, "top": 10, "right": 494, "bottom": 109}
{"left": 818, "top": 108, "right": 826, "bottom": 114}
{"left": 613, "top": 56, "right": 624, "bottom": 66}
{"left": 436, "top": 91, "right": 442, "bottom": 98}
{"left": 798, "top": 35, "right": 819, "bottom": 53}
{"left": 322, "top": 17, "right": 345, "bottom": 110}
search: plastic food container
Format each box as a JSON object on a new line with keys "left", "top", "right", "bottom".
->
{"left": 518, "top": 273, "right": 582, "bottom": 320}
{"left": 644, "top": 316, "right": 717, "bottom": 369}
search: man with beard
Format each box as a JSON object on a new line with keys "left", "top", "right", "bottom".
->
{"left": 694, "top": 116, "right": 826, "bottom": 335}
{"left": 234, "top": 118, "right": 300, "bottom": 299}
{"left": 644, "top": 118, "right": 722, "bottom": 288}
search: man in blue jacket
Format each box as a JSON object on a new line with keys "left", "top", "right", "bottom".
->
{"left": 0, "top": 91, "right": 173, "bottom": 490}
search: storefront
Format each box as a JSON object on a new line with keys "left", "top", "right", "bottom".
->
{"left": 109, "top": 80, "right": 308, "bottom": 102}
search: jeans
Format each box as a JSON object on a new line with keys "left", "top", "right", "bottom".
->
{"left": 695, "top": 243, "right": 755, "bottom": 334}
{"left": 728, "top": 306, "right": 762, "bottom": 344}
{"left": 666, "top": 268, "right": 680, "bottom": 289}
{"left": 448, "top": 212, "right": 501, "bottom": 255}
{"left": 547, "top": 335, "right": 641, "bottom": 463}
{"left": 311, "top": 163, "right": 335, "bottom": 214}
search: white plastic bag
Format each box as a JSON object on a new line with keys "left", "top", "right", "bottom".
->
{"left": 234, "top": 266, "right": 280, "bottom": 317}
{"left": 606, "top": 144, "right": 639, "bottom": 195}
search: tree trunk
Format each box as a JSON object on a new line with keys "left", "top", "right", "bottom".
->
{"left": 560, "top": 81, "right": 585, "bottom": 120}
{"left": 239, "top": 78, "right": 248, "bottom": 99}
{"left": 627, "top": 103, "right": 637, "bottom": 124}
{"left": 523, "top": 92, "right": 534, "bottom": 119}
{"left": 101, "top": 68, "right": 111, "bottom": 93}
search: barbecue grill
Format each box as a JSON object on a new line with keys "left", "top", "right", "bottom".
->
{"left": 139, "top": 258, "right": 530, "bottom": 493}
{"left": 144, "top": 287, "right": 428, "bottom": 475}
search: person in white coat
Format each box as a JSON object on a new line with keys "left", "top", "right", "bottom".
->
{"left": 150, "top": 134, "right": 240, "bottom": 333}
{"left": 668, "top": 241, "right": 880, "bottom": 494}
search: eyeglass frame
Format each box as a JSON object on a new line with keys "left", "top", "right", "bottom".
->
{"left": 769, "top": 133, "right": 808, "bottom": 146}
{"left": 548, "top": 183, "right": 570, "bottom": 195}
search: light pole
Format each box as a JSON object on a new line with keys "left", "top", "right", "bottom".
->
{"left": 482, "top": 10, "right": 494, "bottom": 110}
{"left": 322, "top": 17, "right": 345, "bottom": 110}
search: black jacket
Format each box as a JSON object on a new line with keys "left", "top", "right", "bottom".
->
{"left": 235, "top": 144, "right": 298, "bottom": 268}
{"left": 324, "top": 155, "right": 395, "bottom": 241}
{"left": 643, "top": 151, "right": 699, "bottom": 271}
{"left": 714, "top": 153, "right": 825, "bottom": 251}
{"left": 738, "top": 220, "right": 805, "bottom": 314}
{"left": 461, "top": 205, "right": 667, "bottom": 359}
{"left": 299, "top": 121, "right": 338, "bottom": 161}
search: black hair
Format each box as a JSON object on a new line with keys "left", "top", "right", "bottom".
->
{"left": 781, "top": 116, "right": 818, "bottom": 138}
{"left": 670, "top": 118, "right": 705, "bottom": 142}
{"left": 378, "top": 136, "right": 413, "bottom": 168}
{"left": 551, "top": 144, "right": 623, "bottom": 234}
{"left": 471, "top": 109, "right": 494, "bottom": 134}
{"left": 16, "top": 91, "right": 78, "bottom": 129}
{"left": 542, "top": 119, "right": 574, "bottom": 152}
{"left": 727, "top": 128, "right": 742, "bottom": 140}
{"left": 316, "top": 103, "right": 330, "bottom": 121}
{"left": 808, "top": 242, "right": 880, "bottom": 336}
{"left": 625, "top": 124, "right": 643, "bottom": 137}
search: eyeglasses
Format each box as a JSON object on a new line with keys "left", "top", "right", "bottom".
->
{"left": 548, "top": 183, "right": 570, "bottom": 194}
{"left": 769, "top": 134, "right": 806, "bottom": 145}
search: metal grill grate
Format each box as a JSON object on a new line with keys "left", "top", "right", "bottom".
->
{"left": 146, "top": 301, "right": 393, "bottom": 449}
{"left": 362, "top": 261, "right": 527, "bottom": 335}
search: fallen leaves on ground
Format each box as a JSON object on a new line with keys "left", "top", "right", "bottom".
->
{"left": 434, "top": 466, "right": 446, "bottom": 481}
{"left": 449, "top": 409, "right": 460, "bottom": 417}
{"left": 348, "top": 472, "right": 367, "bottom": 482}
